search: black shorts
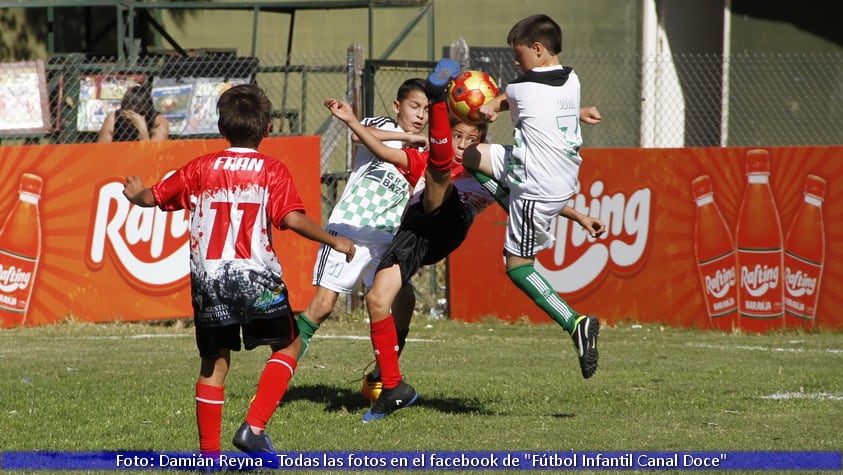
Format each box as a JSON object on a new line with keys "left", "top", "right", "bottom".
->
{"left": 378, "top": 189, "right": 474, "bottom": 283}
{"left": 194, "top": 315, "right": 298, "bottom": 359}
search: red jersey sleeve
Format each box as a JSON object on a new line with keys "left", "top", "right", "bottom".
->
{"left": 399, "top": 148, "right": 428, "bottom": 188}
{"left": 265, "top": 160, "right": 306, "bottom": 229}
{"left": 151, "top": 160, "right": 199, "bottom": 211}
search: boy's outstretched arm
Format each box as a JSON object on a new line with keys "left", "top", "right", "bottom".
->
{"left": 123, "top": 176, "right": 156, "bottom": 207}
{"left": 477, "top": 93, "right": 509, "bottom": 123}
{"left": 283, "top": 210, "right": 356, "bottom": 263}
{"left": 560, "top": 206, "right": 606, "bottom": 238}
{"left": 324, "top": 98, "right": 409, "bottom": 169}
{"left": 354, "top": 128, "right": 428, "bottom": 150}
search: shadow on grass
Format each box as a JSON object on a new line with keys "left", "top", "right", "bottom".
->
{"left": 284, "top": 383, "right": 370, "bottom": 412}
{"left": 284, "top": 383, "right": 495, "bottom": 415}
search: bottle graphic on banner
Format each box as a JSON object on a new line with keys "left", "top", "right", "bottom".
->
{"left": 783, "top": 175, "right": 826, "bottom": 330}
{"left": 0, "top": 174, "right": 43, "bottom": 328}
{"left": 692, "top": 175, "right": 737, "bottom": 331}
{"left": 735, "top": 149, "right": 783, "bottom": 332}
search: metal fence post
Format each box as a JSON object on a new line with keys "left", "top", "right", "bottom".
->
{"left": 346, "top": 42, "right": 367, "bottom": 314}
{"left": 56, "top": 53, "right": 84, "bottom": 144}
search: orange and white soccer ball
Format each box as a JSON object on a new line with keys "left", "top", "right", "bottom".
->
{"left": 447, "top": 70, "right": 499, "bottom": 125}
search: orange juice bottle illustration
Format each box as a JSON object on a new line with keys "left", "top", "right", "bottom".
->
{"left": 735, "top": 149, "right": 783, "bottom": 332}
{"left": 0, "top": 174, "right": 43, "bottom": 327}
{"left": 783, "top": 175, "right": 826, "bottom": 330}
{"left": 692, "top": 175, "right": 737, "bottom": 331}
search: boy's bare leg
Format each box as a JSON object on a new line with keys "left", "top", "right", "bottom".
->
{"left": 301, "top": 286, "right": 339, "bottom": 326}
{"left": 421, "top": 167, "right": 454, "bottom": 214}
{"left": 391, "top": 283, "right": 416, "bottom": 331}
{"left": 366, "top": 265, "right": 404, "bottom": 324}
{"left": 461, "top": 143, "right": 495, "bottom": 177}
{"left": 296, "top": 286, "right": 339, "bottom": 357}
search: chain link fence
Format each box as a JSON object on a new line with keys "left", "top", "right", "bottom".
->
{"left": 1, "top": 49, "right": 839, "bottom": 150}
{"left": 1, "top": 48, "right": 840, "bottom": 315}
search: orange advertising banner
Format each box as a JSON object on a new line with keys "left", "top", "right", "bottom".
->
{"left": 448, "top": 146, "right": 843, "bottom": 332}
{"left": 0, "top": 137, "right": 322, "bottom": 327}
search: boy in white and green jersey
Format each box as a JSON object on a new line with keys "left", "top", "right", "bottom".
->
{"left": 297, "top": 79, "right": 430, "bottom": 357}
{"left": 462, "top": 14, "right": 601, "bottom": 379}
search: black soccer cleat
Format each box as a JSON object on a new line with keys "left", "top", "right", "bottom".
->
{"left": 232, "top": 421, "right": 280, "bottom": 468}
{"left": 361, "top": 380, "right": 419, "bottom": 423}
{"left": 572, "top": 315, "right": 599, "bottom": 379}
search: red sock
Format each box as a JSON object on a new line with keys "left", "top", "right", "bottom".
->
{"left": 195, "top": 382, "right": 224, "bottom": 455}
{"left": 371, "top": 316, "right": 402, "bottom": 388}
{"left": 428, "top": 101, "right": 454, "bottom": 171}
{"left": 245, "top": 351, "right": 297, "bottom": 431}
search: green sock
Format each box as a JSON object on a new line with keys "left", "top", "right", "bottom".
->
{"left": 296, "top": 313, "right": 320, "bottom": 358}
{"left": 467, "top": 168, "right": 510, "bottom": 211}
{"left": 506, "top": 264, "right": 577, "bottom": 333}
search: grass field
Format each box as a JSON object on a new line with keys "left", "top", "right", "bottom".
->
{"left": 1, "top": 315, "right": 841, "bottom": 474}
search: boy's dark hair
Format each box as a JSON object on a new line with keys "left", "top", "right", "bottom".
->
{"left": 217, "top": 84, "right": 272, "bottom": 147}
{"left": 449, "top": 113, "right": 488, "bottom": 143}
{"left": 507, "top": 14, "right": 562, "bottom": 55}
{"left": 396, "top": 78, "right": 429, "bottom": 101}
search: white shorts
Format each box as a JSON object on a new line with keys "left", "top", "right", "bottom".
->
{"left": 311, "top": 236, "right": 390, "bottom": 294}
{"left": 488, "top": 144, "right": 571, "bottom": 258}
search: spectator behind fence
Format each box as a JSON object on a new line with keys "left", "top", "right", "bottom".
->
{"left": 97, "top": 85, "right": 169, "bottom": 143}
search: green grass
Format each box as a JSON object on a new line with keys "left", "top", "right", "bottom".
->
{"left": 1, "top": 316, "right": 841, "bottom": 474}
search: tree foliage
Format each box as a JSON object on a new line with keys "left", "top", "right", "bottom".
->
{"left": 0, "top": 8, "right": 48, "bottom": 61}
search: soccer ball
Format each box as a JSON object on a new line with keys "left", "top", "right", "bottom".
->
{"left": 361, "top": 372, "right": 382, "bottom": 402}
{"left": 447, "top": 70, "right": 499, "bottom": 125}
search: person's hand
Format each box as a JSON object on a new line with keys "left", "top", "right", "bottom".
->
{"left": 122, "top": 109, "right": 147, "bottom": 130}
{"left": 579, "top": 216, "right": 606, "bottom": 238}
{"left": 580, "top": 106, "right": 602, "bottom": 125}
{"left": 405, "top": 133, "right": 429, "bottom": 149}
{"left": 123, "top": 176, "right": 146, "bottom": 204}
{"left": 477, "top": 103, "right": 498, "bottom": 123}
{"left": 332, "top": 236, "right": 356, "bottom": 263}
{"left": 324, "top": 98, "right": 355, "bottom": 123}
